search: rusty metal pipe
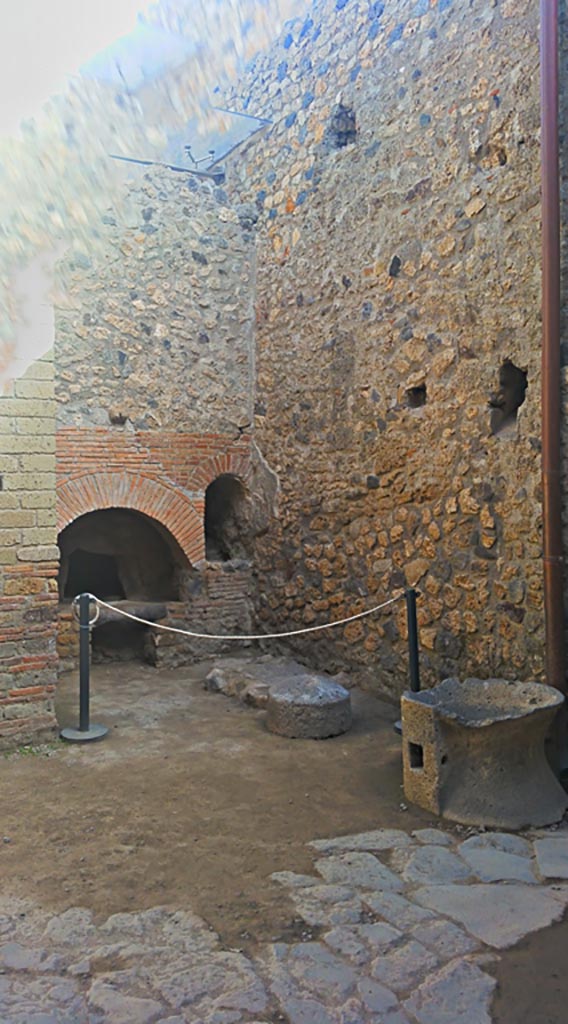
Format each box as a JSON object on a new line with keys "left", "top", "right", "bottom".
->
{"left": 540, "top": 0, "right": 566, "bottom": 693}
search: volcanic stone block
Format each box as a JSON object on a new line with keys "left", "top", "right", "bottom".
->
{"left": 266, "top": 675, "right": 352, "bottom": 739}
{"left": 401, "top": 677, "right": 568, "bottom": 829}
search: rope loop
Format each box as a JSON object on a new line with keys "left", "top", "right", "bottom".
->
{"left": 71, "top": 594, "right": 100, "bottom": 627}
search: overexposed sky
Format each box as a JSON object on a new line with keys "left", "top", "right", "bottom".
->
{"left": 0, "top": 0, "right": 153, "bottom": 137}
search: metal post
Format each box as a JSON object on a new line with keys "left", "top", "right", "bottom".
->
{"left": 394, "top": 588, "right": 421, "bottom": 735}
{"left": 61, "top": 594, "right": 108, "bottom": 743}
{"left": 406, "top": 588, "right": 421, "bottom": 693}
{"left": 79, "top": 592, "right": 90, "bottom": 732}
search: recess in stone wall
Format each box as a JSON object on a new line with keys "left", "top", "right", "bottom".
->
{"left": 58, "top": 509, "right": 185, "bottom": 602}
{"left": 205, "top": 474, "right": 249, "bottom": 562}
{"left": 406, "top": 384, "right": 427, "bottom": 409}
{"left": 322, "top": 103, "right": 357, "bottom": 151}
{"left": 58, "top": 508, "right": 191, "bottom": 663}
{"left": 489, "top": 361, "right": 528, "bottom": 434}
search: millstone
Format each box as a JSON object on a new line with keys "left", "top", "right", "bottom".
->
{"left": 266, "top": 674, "right": 352, "bottom": 739}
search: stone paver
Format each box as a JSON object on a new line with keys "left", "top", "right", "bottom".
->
{"left": 289, "top": 883, "right": 362, "bottom": 927}
{"left": 404, "top": 959, "right": 497, "bottom": 1024}
{"left": 87, "top": 982, "right": 164, "bottom": 1024}
{"left": 324, "top": 921, "right": 401, "bottom": 965}
{"left": 0, "top": 827, "right": 567, "bottom": 1022}
{"left": 323, "top": 926, "right": 374, "bottom": 966}
{"left": 459, "top": 847, "right": 538, "bottom": 884}
{"left": 362, "top": 890, "right": 436, "bottom": 929}
{"left": 459, "top": 832, "right": 533, "bottom": 859}
{"left": 533, "top": 837, "right": 568, "bottom": 879}
{"left": 315, "top": 851, "right": 404, "bottom": 891}
{"left": 409, "top": 917, "right": 480, "bottom": 958}
{"left": 412, "top": 829, "right": 453, "bottom": 847}
{"left": 391, "top": 845, "right": 473, "bottom": 885}
{"left": 414, "top": 883, "right": 568, "bottom": 948}
{"left": 310, "top": 829, "right": 413, "bottom": 853}
{"left": 357, "top": 976, "right": 399, "bottom": 1014}
{"left": 270, "top": 871, "right": 318, "bottom": 888}
{"left": 370, "top": 939, "right": 439, "bottom": 994}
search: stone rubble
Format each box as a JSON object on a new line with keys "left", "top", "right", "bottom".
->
{"left": 0, "top": 825, "right": 568, "bottom": 1022}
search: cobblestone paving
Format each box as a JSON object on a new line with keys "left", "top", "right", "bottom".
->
{"left": 1, "top": 828, "right": 568, "bottom": 1023}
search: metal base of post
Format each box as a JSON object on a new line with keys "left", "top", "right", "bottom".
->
{"left": 60, "top": 724, "right": 108, "bottom": 743}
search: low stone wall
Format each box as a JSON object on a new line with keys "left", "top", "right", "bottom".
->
{"left": 150, "top": 563, "right": 255, "bottom": 666}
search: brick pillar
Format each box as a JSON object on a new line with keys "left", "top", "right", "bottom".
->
{"left": 0, "top": 352, "right": 58, "bottom": 749}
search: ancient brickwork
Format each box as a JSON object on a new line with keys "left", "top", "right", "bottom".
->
{"left": 151, "top": 565, "right": 254, "bottom": 665}
{"left": 225, "top": 0, "right": 544, "bottom": 695}
{"left": 0, "top": 354, "right": 58, "bottom": 748}
{"left": 57, "top": 566, "right": 253, "bottom": 672}
{"left": 56, "top": 426, "right": 251, "bottom": 564}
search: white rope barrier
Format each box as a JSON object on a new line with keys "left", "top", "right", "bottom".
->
{"left": 83, "top": 590, "right": 406, "bottom": 641}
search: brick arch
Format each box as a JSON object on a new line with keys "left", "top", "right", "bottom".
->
{"left": 194, "top": 450, "right": 251, "bottom": 491}
{"left": 57, "top": 471, "right": 205, "bottom": 564}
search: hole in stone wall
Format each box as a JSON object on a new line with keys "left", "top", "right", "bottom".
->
{"left": 409, "top": 742, "right": 424, "bottom": 769}
{"left": 108, "top": 411, "right": 128, "bottom": 425}
{"left": 406, "top": 384, "right": 427, "bottom": 408}
{"left": 489, "top": 360, "right": 527, "bottom": 434}
{"left": 323, "top": 103, "right": 357, "bottom": 150}
{"left": 205, "top": 474, "right": 249, "bottom": 562}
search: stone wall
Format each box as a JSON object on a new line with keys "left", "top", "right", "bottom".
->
{"left": 1, "top": 0, "right": 564, "bottom": 744}
{"left": 51, "top": 166, "right": 258, "bottom": 678}
{"left": 225, "top": 0, "right": 545, "bottom": 697}
{"left": 0, "top": 353, "right": 58, "bottom": 748}
{"left": 0, "top": 0, "right": 308, "bottom": 387}
{"left": 55, "top": 168, "right": 255, "bottom": 435}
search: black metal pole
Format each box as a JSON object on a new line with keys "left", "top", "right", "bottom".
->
{"left": 79, "top": 592, "right": 90, "bottom": 732}
{"left": 60, "top": 593, "right": 108, "bottom": 743}
{"left": 406, "top": 588, "right": 421, "bottom": 692}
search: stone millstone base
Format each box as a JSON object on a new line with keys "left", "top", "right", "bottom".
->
{"left": 266, "top": 675, "right": 352, "bottom": 739}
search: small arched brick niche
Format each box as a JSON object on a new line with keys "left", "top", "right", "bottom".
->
{"left": 58, "top": 508, "right": 190, "bottom": 662}
{"left": 204, "top": 474, "right": 250, "bottom": 562}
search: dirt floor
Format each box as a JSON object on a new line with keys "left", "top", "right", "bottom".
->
{"left": 0, "top": 658, "right": 567, "bottom": 1022}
